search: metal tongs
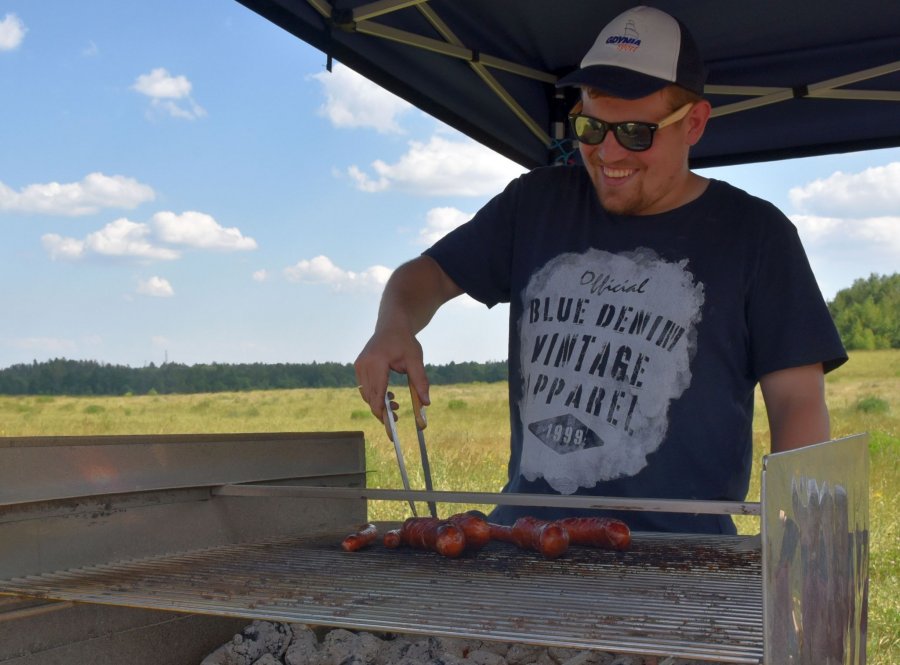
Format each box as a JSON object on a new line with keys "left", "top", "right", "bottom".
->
{"left": 383, "top": 378, "right": 438, "bottom": 518}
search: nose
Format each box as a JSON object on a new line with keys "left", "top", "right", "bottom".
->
{"left": 594, "top": 127, "right": 631, "bottom": 162}
{"left": 580, "top": 128, "right": 629, "bottom": 165}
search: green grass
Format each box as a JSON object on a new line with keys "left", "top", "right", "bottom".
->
{"left": 0, "top": 349, "right": 897, "bottom": 664}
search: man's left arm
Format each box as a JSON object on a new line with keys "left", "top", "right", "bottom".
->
{"left": 759, "top": 362, "right": 831, "bottom": 453}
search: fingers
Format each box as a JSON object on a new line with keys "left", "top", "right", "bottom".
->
{"left": 354, "top": 332, "right": 429, "bottom": 431}
{"left": 406, "top": 361, "right": 431, "bottom": 407}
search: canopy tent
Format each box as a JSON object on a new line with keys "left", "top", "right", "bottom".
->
{"left": 235, "top": 0, "right": 900, "bottom": 170}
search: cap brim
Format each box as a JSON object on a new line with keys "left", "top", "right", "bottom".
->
{"left": 556, "top": 65, "right": 669, "bottom": 99}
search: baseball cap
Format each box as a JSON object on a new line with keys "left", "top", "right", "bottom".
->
{"left": 556, "top": 5, "right": 707, "bottom": 98}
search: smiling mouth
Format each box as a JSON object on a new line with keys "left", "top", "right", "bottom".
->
{"left": 601, "top": 166, "right": 636, "bottom": 179}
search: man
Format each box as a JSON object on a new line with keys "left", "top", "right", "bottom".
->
{"left": 355, "top": 5, "right": 847, "bottom": 533}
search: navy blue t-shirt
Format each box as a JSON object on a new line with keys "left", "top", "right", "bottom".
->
{"left": 425, "top": 167, "right": 847, "bottom": 534}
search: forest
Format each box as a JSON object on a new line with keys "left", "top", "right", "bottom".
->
{"left": 0, "top": 358, "right": 508, "bottom": 396}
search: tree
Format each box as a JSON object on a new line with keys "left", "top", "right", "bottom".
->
{"left": 828, "top": 273, "right": 900, "bottom": 350}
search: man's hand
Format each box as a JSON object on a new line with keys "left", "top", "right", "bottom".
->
{"left": 355, "top": 327, "right": 429, "bottom": 426}
{"left": 759, "top": 362, "right": 831, "bottom": 453}
{"left": 354, "top": 256, "right": 463, "bottom": 428}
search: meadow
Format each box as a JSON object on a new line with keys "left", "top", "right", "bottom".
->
{"left": 1, "top": 349, "right": 897, "bottom": 664}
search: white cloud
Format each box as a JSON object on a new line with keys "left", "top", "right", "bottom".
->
{"left": 42, "top": 218, "right": 179, "bottom": 261}
{"left": 41, "top": 211, "right": 255, "bottom": 262}
{"left": 786, "top": 161, "right": 900, "bottom": 263}
{"left": 418, "top": 207, "right": 473, "bottom": 245}
{"left": 312, "top": 63, "right": 412, "bottom": 134}
{"left": 41, "top": 234, "right": 87, "bottom": 260}
{"left": 0, "top": 13, "right": 26, "bottom": 51}
{"left": 132, "top": 67, "right": 206, "bottom": 120}
{"left": 283, "top": 255, "right": 391, "bottom": 292}
{"left": 152, "top": 211, "right": 257, "bottom": 250}
{"left": 252, "top": 269, "right": 269, "bottom": 282}
{"left": 0, "top": 172, "right": 155, "bottom": 216}
{"left": 348, "top": 134, "right": 526, "bottom": 196}
{"left": 137, "top": 276, "right": 174, "bottom": 297}
{"left": 85, "top": 218, "right": 180, "bottom": 260}
{"left": 790, "top": 215, "right": 845, "bottom": 243}
{"left": 791, "top": 213, "right": 900, "bottom": 256}
{"left": 789, "top": 162, "right": 900, "bottom": 217}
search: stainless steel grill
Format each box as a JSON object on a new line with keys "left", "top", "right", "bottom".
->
{"left": 1, "top": 531, "right": 763, "bottom": 663}
{"left": 0, "top": 432, "right": 869, "bottom": 665}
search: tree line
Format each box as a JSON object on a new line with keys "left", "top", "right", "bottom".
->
{"left": 0, "top": 359, "right": 508, "bottom": 396}
{"left": 0, "top": 273, "right": 895, "bottom": 396}
{"left": 829, "top": 273, "right": 899, "bottom": 350}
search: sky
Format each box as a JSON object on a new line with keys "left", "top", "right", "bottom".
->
{"left": 1, "top": 1, "right": 898, "bottom": 370}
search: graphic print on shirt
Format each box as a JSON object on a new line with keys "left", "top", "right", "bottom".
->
{"left": 518, "top": 248, "right": 705, "bottom": 494}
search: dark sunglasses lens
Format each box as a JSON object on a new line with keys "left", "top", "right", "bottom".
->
{"left": 571, "top": 116, "right": 607, "bottom": 144}
{"left": 615, "top": 122, "right": 654, "bottom": 151}
{"left": 571, "top": 116, "right": 655, "bottom": 151}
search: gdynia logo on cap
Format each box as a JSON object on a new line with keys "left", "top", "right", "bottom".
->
{"left": 605, "top": 19, "right": 641, "bottom": 52}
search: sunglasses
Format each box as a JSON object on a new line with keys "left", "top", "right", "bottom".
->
{"left": 569, "top": 103, "right": 694, "bottom": 152}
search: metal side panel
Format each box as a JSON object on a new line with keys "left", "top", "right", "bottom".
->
{"left": 0, "top": 599, "right": 247, "bottom": 665}
{"left": 0, "top": 433, "right": 368, "bottom": 579}
{"left": 761, "top": 433, "right": 869, "bottom": 665}
{"left": 0, "top": 432, "right": 366, "bottom": 506}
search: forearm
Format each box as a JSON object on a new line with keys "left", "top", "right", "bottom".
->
{"left": 760, "top": 363, "right": 831, "bottom": 453}
{"left": 767, "top": 397, "right": 831, "bottom": 452}
{"left": 374, "top": 256, "right": 462, "bottom": 338}
{"left": 355, "top": 256, "right": 462, "bottom": 418}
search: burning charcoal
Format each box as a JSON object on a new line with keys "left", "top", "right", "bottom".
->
{"left": 201, "top": 621, "right": 291, "bottom": 665}
{"left": 375, "top": 636, "right": 412, "bottom": 665}
{"left": 423, "top": 655, "right": 468, "bottom": 665}
{"left": 547, "top": 647, "right": 580, "bottom": 664}
{"left": 532, "top": 651, "right": 560, "bottom": 665}
{"left": 398, "top": 637, "right": 442, "bottom": 663}
{"left": 285, "top": 625, "right": 320, "bottom": 665}
{"left": 558, "top": 651, "right": 616, "bottom": 665}
{"left": 253, "top": 656, "right": 284, "bottom": 665}
{"left": 465, "top": 648, "right": 507, "bottom": 665}
{"left": 505, "top": 644, "right": 547, "bottom": 665}
{"left": 607, "top": 656, "right": 642, "bottom": 665}
{"left": 315, "top": 629, "right": 383, "bottom": 665}
{"left": 430, "top": 637, "right": 481, "bottom": 659}
{"left": 477, "top": 640, "right": 509, "bottom": 656}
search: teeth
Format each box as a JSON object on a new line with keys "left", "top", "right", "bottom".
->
{"left": 603, "top": 167, "right": 634, "bottom": 178}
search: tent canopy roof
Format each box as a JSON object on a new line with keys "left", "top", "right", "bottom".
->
{"left": 237, "top": 0, "right": 900, "bottom": 168}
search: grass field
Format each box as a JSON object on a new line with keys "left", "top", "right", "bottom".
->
{"left": 1, "top": 349, "right": 897, "bottom": 664}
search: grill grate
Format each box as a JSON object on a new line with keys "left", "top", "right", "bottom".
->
{"left": 0, "top": 531, "right": 763, "bottom": 664}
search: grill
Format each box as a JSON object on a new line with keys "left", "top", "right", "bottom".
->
{"left": 0, "top": 432, "right": 869, "bottom": 664}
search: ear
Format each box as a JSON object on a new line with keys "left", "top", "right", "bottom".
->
{"left": 685, "top": 100, "right": 712, "bottom": 146}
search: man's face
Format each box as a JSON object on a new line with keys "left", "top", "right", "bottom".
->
{"left": 578, "top": 90, "right": 701, "bottom": 216}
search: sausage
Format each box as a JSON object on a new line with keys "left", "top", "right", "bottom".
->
{"left": 383, "top": 529, "right": 402, "bottom": 549}
{"left": 556, "top": 516, "right": 632, "bottom": 551}
{"left": 340, "top": 523, "right": 379, "bottom": 552}
{"left": 399, "top": 517, "right": 466, "bottom": 558}
{"left": 491, "top": 517, "right": 570, "bottom": 559}
{"left": 447, "top": 512, "right": 491, "bottom": 551}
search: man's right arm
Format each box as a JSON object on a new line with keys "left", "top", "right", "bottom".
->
{"left": 354, "top": 255, "right": 463, "bottom": 422}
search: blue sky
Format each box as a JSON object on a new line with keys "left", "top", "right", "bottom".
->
{"left": 1, "top": 1, "right": 898, "bottom": 370}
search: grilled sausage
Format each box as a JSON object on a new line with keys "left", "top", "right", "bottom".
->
{"left": 383, "top": 529, "right": 402, "bottom": 549}
{"left": 491, "top": 517, "right": 570, "bottom": 559}
{"left": 447, "top": 512, "right": 491, "bottom": 551}
{"left": 340, "top": 523, "right": 379, "bottom": 552}
{"left": 556, "top": 516, "right": 632, "bottom": 551}
{"left": 399, "top": 517, "right": 466, "bottom": 558}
